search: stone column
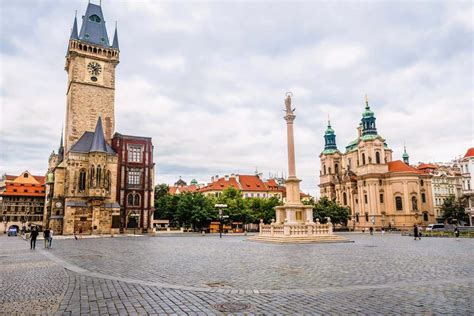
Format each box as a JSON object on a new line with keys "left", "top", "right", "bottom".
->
{"left": 285, "top": 115, "right": 297, "bottom": 178}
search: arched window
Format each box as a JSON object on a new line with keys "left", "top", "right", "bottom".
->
{"left": 420, "top": 180, "right": 424, "bottom": 186}
{"left": 375, "top": 152, "right": 381, "bottom": 164}
{"left": 362, "top": 153, "right": 366, "bottom": 165}
{"left": 90, "top": 165, "right": 95, "bottom": 187}
{"left": 328, "top": 167, "right": 332, "bottom": 174}
{"left": 365, "top": 213, "right": 369, "bottom": 222}
{"left": 96, "top": 165, "right": 101, "bottom": 187}
{"left": 78, "top": 169, "right": 86, "bottom": 191}
{"left": 395, "top": 196, "right": 403, "bottom": 211}
{"left": 343, "top": 192, "right": 347, "bottom": 205}
{"left": 127, "top": 194, "right": 134, "bottom": 206}
{"left": 421, "top": 193, "right": 426, "bottom": 203}
{"left": 335, "top": 163, "right": 339, "bottom": 174}
{"left": 355, "top": 213, "right": 359, "bottom": 222}
{"left": 423, "top": 212, "right": 429, "bottom": 221}
{"left": 105, "top": 170, "right": 111, "bottom": 191}
{"left": 134, "top": 194, "right": 140, "bottom": 206}
{"left": 411, "top": 196, "right": 418, "bottom": 211}
{"left": 323, "top": 165, "right": 326, "bottom": 175}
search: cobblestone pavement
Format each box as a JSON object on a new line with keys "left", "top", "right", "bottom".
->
{"left": 1, "top": 234, "right": 473, "bottom": 314}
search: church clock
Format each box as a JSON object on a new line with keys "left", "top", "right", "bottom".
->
{"left": 87, "top": 61, "right": 102, "bottom": 81}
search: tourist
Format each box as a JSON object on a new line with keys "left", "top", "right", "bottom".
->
{"left": 43, "top": 228, "right": 50, "bottom": 248}
{"left": 381, "top": 228, "right": 385, "bottom": 235}
{"left": 454, "top": 227, "right": 460, "bottom": 238}
{"left": 417, "top": 225, "right": 422, "bottom": 240}
{"left": 369, "top": 227, "right": 374, "bottom": 235}
{"left": 49, "top": 229, "right": 54, "bottom": 248}
{"left": 30, "top": 227, "right": 38, "bottom": 250}
{"left": 413, "top": 224, "right": 418, "bottom": 240}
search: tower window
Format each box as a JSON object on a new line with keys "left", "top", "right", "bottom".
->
{"left": 376, "top": 152, "right": 381, "bottom": 164}
{"left": 364, "top": 194, "right": 368, "bottom": 204}
{"left": 79, "top": 169, "right": 86, "bottom": 192}
{"left": 84, "top": 33, "right": 90, "bottom": 39}
{"left": 128, "top": 169, "right": 141, "bottom": 186}
{"left": 89, "top": 14, "right": 101, "bottom": 23}
{"left": 343, "top": 192, "right": 347, "bottom": 205}
{"left": 362, "top": 153, "right": 366, "bottom": 165}
{"left": 128, "top": 146, "right": 143, "bottom": 163}
{"left": 379, "top": 193, "right": 384, "bottom": 203}
{"left": 421, "top": 193, "right": 426, "bottom": 203}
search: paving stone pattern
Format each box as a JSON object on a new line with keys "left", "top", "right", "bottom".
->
{"left": 1, "top": 234, "right": 473, "bottom": 314}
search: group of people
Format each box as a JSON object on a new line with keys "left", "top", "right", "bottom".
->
{"left": 28, "top": 227, "right": 53, "bottom": 250}
{"left": 413, "top": 224, "right": 422, "bottom": 240}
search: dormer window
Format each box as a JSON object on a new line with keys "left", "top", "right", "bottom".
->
{"left": 89, "top": 14, "right": 101, "bottom": 23}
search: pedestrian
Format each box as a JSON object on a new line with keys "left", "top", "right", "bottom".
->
{"left": 79, "top": 227, "right": 83, "bottom": 239}
{"left": 369, "top": 226, "right": 374, "bottom": 235}
{"left": 30, "top": 227, "right": 39, "bottom": 250}
{"left": 417, "top": 225, "right": 422, "bottom": 240}
{"left": 74, "top": 231, "right": 78, "bottom": 240}
{"left": 454, "top": 227, "right": 460, "bottom": 238}
{"left": 43, "top": 228, "right": 50, "bottom": 248}
{"left": 413, "top": 224, "right": 418, "bottom": 240}
{"left": 49, "top": 229, "right": 54, "bottom": 248}
{"left": 381, "top": 228, "right": 385, "bottom": 235}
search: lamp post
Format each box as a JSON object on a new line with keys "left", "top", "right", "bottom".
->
{"left": 2, "top": 215, "right": 7, "bottom": 234}
{"left": 215, "top": 204, "right": 228, "bottom": 238}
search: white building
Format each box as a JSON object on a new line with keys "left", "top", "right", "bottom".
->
{"left": 460, "top": 148, "right": 474, "bottom": 226}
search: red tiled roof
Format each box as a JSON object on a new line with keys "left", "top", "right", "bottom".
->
{"left": 5, "top": 175, "right": 16, "bottom": 180}
{"left": 417, "top": 163, "right": 439, "bottom": 172}
{"left": 464, "top": 147, "right": 474, "bottom": 158}
{"left": 169, "top": 185, "right": 199, "bottom": 195}
{"left": 199, "top": 177, "right": 240, "bottom": 192}
{"left": 33, "top": 175, "right": 46, "bottom": 184}
{"left": 238, "top": 175, "right": 267, "bottom": 191}
{"left": 388, "top": 160, "right": 423, "bottom": 174}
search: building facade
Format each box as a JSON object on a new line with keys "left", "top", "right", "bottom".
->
{"left": 1, "top": 172, "right": 45, "bottom": 232}
{"left": 460, "top": 148, "right": 474, "bottom": 225}
{"left": 112, "top": 133, "right": 155, "bottom": 232}
{"left": 417, "top": 163, "right": 463, "bottom": 221}
{"left": 319, "top": 97, "right": 435, "bottom": 230}
{"left": 43, "top": 2, "right": 154, "bottom": 235}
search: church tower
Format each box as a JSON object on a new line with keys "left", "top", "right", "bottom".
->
{"left": 64, "top": 2, "right": 120, "bottom": 153}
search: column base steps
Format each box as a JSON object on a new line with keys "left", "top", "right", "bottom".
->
{"left": 247, "top": 234, "right": 352, "bottom": 244}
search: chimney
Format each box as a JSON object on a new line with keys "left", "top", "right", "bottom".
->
{"left": 225, "top": 175, "right": 229, "bottom": 181}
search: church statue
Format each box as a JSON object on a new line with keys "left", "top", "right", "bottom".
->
{"left": 284, "top": 92, "right": 295, "bottom": 115}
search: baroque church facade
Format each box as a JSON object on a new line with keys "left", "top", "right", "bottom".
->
{"left": 319, "top": 97, "right": 435, "bottom": 230}
{"left": 43, "top": 2, "right": 154, "bottom": 235}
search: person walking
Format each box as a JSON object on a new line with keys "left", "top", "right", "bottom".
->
{"left": 30, "top": 227, "right": 39, "bottom": 250}
{"left": 454, "top": 227, "right": 460, "bottom": 238}
{"left": 417, "top": 225, "right": 422, "bottom": 240}
{"left": 413, "top": 224, "right": 419, "bottom": 240}
{"left": 43, "top": 228, "right": 50, "bottom": 248}
{"left": 369, "top": 226, "right": 374, "bottom": 235}
{"left": 49, "top": 229, "right": 54, "bottom": 248}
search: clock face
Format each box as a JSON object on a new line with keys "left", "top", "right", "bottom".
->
{"left": 55, "top": 202, "right": 62, "bottom": 208}
{"left": 87, "top": 62, "right": 102, "bottom": 76}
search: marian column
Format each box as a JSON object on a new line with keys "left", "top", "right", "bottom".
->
{"left": 275, "top": 93, "right": 314, "bottom": 225}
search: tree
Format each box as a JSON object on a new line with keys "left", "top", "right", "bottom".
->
{"left": 311, "top": 197, "right": 350, "bottom": 228}
{"left": 154, "top": 184, "right": 177, "bottom": 222}
{"left": 441, "top": 195, "right": 468, "bottom": 225}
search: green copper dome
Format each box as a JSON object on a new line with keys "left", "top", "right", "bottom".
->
{"left": 190, "top": 179, "right": 198, "bottom": 185}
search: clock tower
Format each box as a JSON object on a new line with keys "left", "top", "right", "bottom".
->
{"left": 64, "top": 2, "right": 119, "bottom": 153}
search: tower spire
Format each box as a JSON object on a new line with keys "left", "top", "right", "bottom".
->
{"left": 70, "top": 13, "right": 79, "bottom": 40}
{"left": 112, "top": 21, "right": 119, "bottom": 49}
{"left": 58, "top": 127, "right": 65, "bottom": 163}
{"left": 402, "top": 143, "right": 410, "bottom": 165}
{"left": 361, "top": 94, "right": 377, "bottom": 136}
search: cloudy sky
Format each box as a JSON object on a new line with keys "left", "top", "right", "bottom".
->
{"left": 0, "top": 0, "right": 472, "bottom": 196}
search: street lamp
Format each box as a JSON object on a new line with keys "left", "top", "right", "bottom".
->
{"left": 2, "top": 215, "right": 7, "bottom": 234}
{"left": 215, "top": 204, "right": 228, "bottom": 238}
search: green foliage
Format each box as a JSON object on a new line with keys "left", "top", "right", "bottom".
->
{"left": 153, "top": 184, "right": 283, "bottom": 230}
{"left": 441, "top": 195, "right": 468, "bottom": 224}
{"left": 310, "top": 197, "right": 350, "bottom": 227}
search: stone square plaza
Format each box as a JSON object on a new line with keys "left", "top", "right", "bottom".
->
{"left": 1, "top": 233, "right": 473, "bottom": 315}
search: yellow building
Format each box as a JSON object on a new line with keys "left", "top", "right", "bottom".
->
{"left": 319, "top": 97, "right": 435, "bottom": 230}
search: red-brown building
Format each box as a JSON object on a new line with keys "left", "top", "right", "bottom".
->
{"left": 112, "top": 133, "right": 155, "bottom": 232}
{"left": 0, "top": 171, "right": 46, "bottom": 231}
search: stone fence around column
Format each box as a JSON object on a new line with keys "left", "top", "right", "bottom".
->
{"left": 259, "top": 218, "right": 333, "bottom": 237}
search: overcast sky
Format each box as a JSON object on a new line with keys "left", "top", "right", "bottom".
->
{"left": 0, "top": 0, "right": 472, "bottom": 196}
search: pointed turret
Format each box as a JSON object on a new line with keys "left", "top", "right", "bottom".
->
{"left": 111, "top": 23, "right": 119, "bottom": 49}
{"left": 78, "top": 2, "right": 110, "bottom": 47}
{"left": 58, "top": 128, "right": 64, "bottom": 163}
{"left": 90, "top": 117, "right": 108, "bottom": 153}
{"left": 402, "top": 145, "right": 409, "bottom": 165}
{"left": 322, "top": 118, "right": 338, "bottom": 154}
{"left": 361, "top": 94, "right": 377, "bottom": 136}
{"left": 70, "top": 14, "right": 79, "bottom": 40}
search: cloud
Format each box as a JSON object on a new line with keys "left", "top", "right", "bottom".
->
{"left": 0, "top": 0, "right": 472, "bottom": 197}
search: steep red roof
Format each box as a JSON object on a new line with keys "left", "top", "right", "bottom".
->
{"left": 1, "top": 182, "right": 45, "bottom": 197}
{"left": 199, "top": 177, "right": 240, "bottom": 192}
{"left": 33, "top": 175, "right": 46, "bottom": 184}
{"left": 388, "top": 160, "right": 423, "bottom": 174}
{"left": 464, "top": 148, "right": 474, "bottom": 158}
{"left": 238, "top": 175, "right": 267, "bottom": 191}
